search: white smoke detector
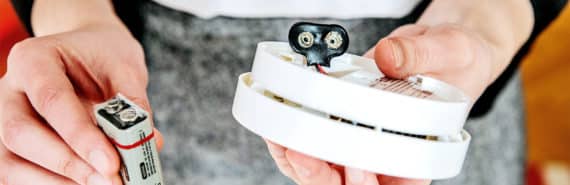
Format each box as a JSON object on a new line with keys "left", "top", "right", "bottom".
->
{"left": 232, "top": 41, "right": 471, "bottom": 179}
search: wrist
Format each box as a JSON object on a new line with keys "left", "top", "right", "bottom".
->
{"left": 31, "top": 0, "right": 126, "bottom": 36}
{"left": 418, "top": 0, "right": 534, "bottom": 81}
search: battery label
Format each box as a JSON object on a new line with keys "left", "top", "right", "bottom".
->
{"left": 139, "top": 131, "right": 158, "bottom": 179}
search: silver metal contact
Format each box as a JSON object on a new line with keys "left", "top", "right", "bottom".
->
{"left": 325, "top": 31, "right": 343, "bottom": 49}
{"left": 119, "top": 108, "right": 139, "bottom": 123}
{"left": 298, "top": 32, "right": 315, "bottom": 48}
{"left": 105, "top": 98, "right": 124, "bottom": 114}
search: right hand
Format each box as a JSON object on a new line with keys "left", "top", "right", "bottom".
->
{"left": 0, "top": 23, "right": 163, "bottom": 185}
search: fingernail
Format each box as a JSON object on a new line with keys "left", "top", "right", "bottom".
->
{"left": 346, "top": 167, "right": 365, "bottom": 183}
{"left": 267, "top": 143, "right": 285, "bottom": 158}
{"left": 88, "top": 173, "right": 112, "bottom": 185}
{"left": 89, "top": 150, "right": 110, "bottom": 173}
{"left": 388, "top": 39, "right": 404, "bottom": 69}
{"left": 289, "top": 158, "right": 312, "bottom": 177}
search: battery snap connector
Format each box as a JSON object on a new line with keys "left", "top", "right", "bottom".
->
{"left": 289, "top": 22, "right": 349, "bottom": 74}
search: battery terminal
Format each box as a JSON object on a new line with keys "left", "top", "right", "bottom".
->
{"left": 119, "top": 108, "right": 139, "bottom": 123}
{"left": 105, "top": 98, "right": 125, "bottom": 114}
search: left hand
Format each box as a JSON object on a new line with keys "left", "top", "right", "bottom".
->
{"left": 265, "top": 140, "right": 430, "bottom": 185}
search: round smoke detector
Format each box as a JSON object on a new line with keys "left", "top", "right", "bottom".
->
{"left": 232, "top": 41, "right": 471, "bottom": 179}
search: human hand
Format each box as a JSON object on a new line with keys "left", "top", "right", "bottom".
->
{"left": 0, "top": 24, "right": 163, "bottom": 185}
{"left": 368, "top": 23, "right": 500, "bottom": 101}
{"left": 266, "top": 140, "right": 430, "bottom": 185}
{"left": 266, "top": 23, "right": 509, "bottom": 185}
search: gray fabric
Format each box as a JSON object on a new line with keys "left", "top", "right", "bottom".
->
{"left": 434, "top": 73, "right": 526, "bottom": 185}
{"left": 139, "top": 2, "right": 525, "bottom": 185}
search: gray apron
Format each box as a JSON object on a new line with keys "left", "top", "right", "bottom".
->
{"left": 139, "top": 2, "right": 525, "bottom": 185}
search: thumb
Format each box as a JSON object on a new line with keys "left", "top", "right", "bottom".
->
{"left": 374, "top": 30, "right": 473, "bottom": 79}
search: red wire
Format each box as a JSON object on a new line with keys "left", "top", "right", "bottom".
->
{"left": 316, "top": 65, "right": 328, "bottom": 75}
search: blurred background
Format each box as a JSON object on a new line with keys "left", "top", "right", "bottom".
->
{"left": 1, "top": 0, "right": 568, "bottom": 184}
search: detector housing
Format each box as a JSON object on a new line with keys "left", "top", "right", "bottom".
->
{"left": 232, "top": 42, "right": 472, "bottom": 179}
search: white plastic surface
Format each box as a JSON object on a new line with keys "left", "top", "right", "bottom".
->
{"left": 232, "top": 42, "right": 472, "bottom": 179}
{"left": 251, "top": 42, "right": 471, "bottom": 136}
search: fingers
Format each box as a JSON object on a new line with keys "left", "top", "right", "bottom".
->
{"left": 0, "top": 91, "right": 114, "bottom": 185}
{"left": 285, "top": 149, "right": 342, "bottom": 185}
{"left": 364, "top": 25, "right": 428, "bottom": 59}
{"left": 374, "top": 25, "right": 475, "bottom": 79}
{"left": 265, "top": 140, "right": 343, "bottom": 185}
{"left": 7, "top": 40, "right": 120, "bottom": 177}
{"left": 0, "top": 95, "right": 76, "bottom": 185}
{"left": 345, "top": 167, "right": 380, "bottom": 185}
{"left": 363, "top": 48, "right": 376, "bottom": 59}
{"left": 377, "top": 175, "right": 431, "bottom": 185}
{"left": 265, "top": 140, "right": 300, "bottom": 182}
{"left": 104, "top": 41, "right": 150, "bottom": 113}
{"left": 155, "top": 128, "right": 164, "bottom": 151}
{"left": 0, "top": 146, "right": 77, "bottom": 185}
{"left": 265, "top": 141, "right": 380, "bottom": 185}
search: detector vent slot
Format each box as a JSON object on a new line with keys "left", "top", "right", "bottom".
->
{"left": 329, "top": 115, "right": 376, "bottom": 130}
{"left": 381, "top": 128, "right": 438, "bottom": 140}
{"left": 262, "top": 89, "right": 442, "bottom": 141}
